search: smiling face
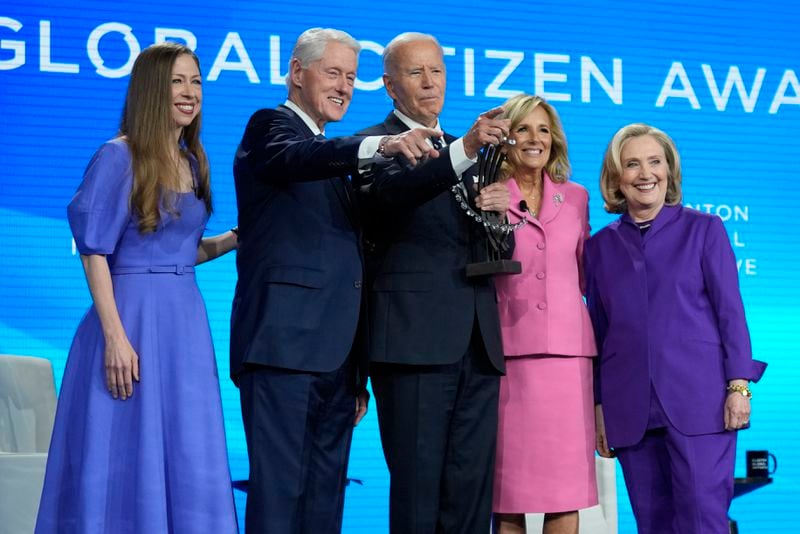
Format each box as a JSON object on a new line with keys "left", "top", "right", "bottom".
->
{"left": 170, "top": 53, "right": 202, "bottom": 132}
{"left": 619, "top": 134, "right": 670, "bottom": 220}
{"left": 383, "top": 39, "right": 445, "bottom": 128}
{"left": 290, "top": 40, "right": 358, "bottom": 129}
{"left": 505, "top": 105, "right": 552, "bottom": 179}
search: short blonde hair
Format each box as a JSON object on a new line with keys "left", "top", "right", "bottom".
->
{"left": 599, "top": 123, "right": 683, "bottom": 214}
{"left": 500, "top": 94, "right": 570, "bottom": 183}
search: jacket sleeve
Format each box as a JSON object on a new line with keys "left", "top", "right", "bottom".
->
{"left": 701, "top": 216, "right": 767, "bottom": 382}
{"left": 577, "top": 195, "right": 591, "bottom": 295}
{"left": 362, "top": 147, "right": 461, "bottom": 209}
{"left": 240, "top": 109, "right": 363, "bottom": 184}
{"left": 584, "top": 238, "right": 608, "bottom": 404}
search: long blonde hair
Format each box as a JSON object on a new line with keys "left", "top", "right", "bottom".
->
{"left": 119, "top": 42, "right": 212, "bottom": 234}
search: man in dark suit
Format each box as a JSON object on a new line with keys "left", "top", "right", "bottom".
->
{"left": 358, "top": 32, "right": 512, "bottom": 533}
{"left": 231, "top": 27, "right": 440, "bottom": 533}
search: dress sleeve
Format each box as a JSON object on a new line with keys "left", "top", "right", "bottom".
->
{"left": 67, "top": 141, "right": 133, "bottom": 255}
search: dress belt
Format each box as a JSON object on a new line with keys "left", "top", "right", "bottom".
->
{"left": 110, "top": 265, "right": 195, "bottom": 275}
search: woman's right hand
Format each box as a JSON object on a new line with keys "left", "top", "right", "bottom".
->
{"left": 104, "top": 334, "right": 140, "bottom": 400}
{"left": 595, "top": 404, "right": 615, "bottom": 458}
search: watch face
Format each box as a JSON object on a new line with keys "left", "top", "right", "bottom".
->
{"left": 728, "top": 385, "right": 751, "bottom": 398}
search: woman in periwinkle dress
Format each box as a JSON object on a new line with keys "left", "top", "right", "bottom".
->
{"left": 36, "top": 42, "right": 239, "bottom": 533}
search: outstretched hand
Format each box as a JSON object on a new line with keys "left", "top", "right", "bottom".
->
{"left": 382, "top": 127, "right": 442, "bottom": 166}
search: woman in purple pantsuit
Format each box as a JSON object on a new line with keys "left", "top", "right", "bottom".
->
{"left": 584, "top": 124, "right": 766, "bottom": 534}
{"left": 36, "top": 43, "right": 238, "bottom": 533}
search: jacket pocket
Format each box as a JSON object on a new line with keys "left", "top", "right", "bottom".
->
{"left": 263, "top": 265, "right": 324, "bottom": 288}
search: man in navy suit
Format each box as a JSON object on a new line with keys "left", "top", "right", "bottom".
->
{"left": 358, "top": 32, "right": 512, "bottom": 533}
{"left": 231, "top": 27, "right": 440, "bottom": 533}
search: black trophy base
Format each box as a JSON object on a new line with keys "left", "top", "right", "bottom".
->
{"left": 466, "top": 259, "right": 522, "bottom": 278}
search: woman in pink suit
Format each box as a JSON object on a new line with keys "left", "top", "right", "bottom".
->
{"left": 584, "top": 124, "right": 766, "bottom": 533}
{"left": 492, "top": 94, "right": 598, "bottom": 534}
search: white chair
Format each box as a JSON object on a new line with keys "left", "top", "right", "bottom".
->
{"left": 0, "top": 354, "right": 57, "bottom": 534}
{"left": 525, "top": 455, "right": 618, "bottom": 533}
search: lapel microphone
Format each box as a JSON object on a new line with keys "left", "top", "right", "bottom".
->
{"left": 519, "top": 200, "right": 529, "bottom": 212}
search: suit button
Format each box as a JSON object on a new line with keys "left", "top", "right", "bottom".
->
{"left": 537, "top": 241, "right": 545, "bottom": 250}
{"left": 354, "top": 280, "right": 362, "bottom": 289}
{"left": 536, "top": 271, "right": 545, "bottom": 280}
{"left": 537, "top": 302, "right": 547, "bottom": 310}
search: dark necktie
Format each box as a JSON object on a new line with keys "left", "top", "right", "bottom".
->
{"left": 430, "top": 136, "right": 444, "bottom": 150}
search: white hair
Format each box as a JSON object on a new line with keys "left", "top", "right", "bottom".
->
{"left": 285, "top": 27, "right": 361, "bottom": 88}
{"left": 382, "top": 32, "right": 442, "bottom": 74}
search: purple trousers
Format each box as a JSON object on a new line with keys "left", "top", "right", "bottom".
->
{"left": 615, "top": 391, "right": 736, "bottom": 534}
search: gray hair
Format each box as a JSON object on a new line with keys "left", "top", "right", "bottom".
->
{"left": 286, "top": 27, "right": 361, "bottom": 88}
{"left": 383, "top": 32, "right": 442, "bottom": 75}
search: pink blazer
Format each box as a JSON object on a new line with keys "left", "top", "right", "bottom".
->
{"left": 495, "top": 173, "right": 597, "bottom": 358}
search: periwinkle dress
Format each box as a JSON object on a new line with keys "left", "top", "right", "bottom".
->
{"left": 36, "top": 139, "right": 237, "bottom": 533}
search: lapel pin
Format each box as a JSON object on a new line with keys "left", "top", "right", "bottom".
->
{"left": 553, "top": 192, "right": 564, "bottom": 206}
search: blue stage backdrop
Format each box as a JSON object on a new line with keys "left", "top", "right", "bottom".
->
{"left": 1, "top": 1, "right": 797, "bottom": 531}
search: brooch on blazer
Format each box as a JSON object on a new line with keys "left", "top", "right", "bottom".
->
{"left": 553, "top": 192, "right": 564, "bottom": 207}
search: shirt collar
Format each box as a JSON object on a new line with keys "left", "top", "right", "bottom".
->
{"left": 392, "top": 108, "right": 441, "bottom": 133}
{"left": 621, "top": 204, "right": 682, "bottom": 238}
{"left": 284, "top": 99, "right": 323, "bottom": 136}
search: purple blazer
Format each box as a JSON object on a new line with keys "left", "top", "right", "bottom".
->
{"left": 584, "top": 205, "right": 766, "bottom": 448}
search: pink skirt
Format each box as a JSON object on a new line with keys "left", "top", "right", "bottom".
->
{"left": 492, "top": 355, "right": 598, "bottom": 513}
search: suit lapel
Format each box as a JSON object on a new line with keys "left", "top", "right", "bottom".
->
{"left": 330, "top": 161, "right": 358, "bottom": 228}
{"left": 505, "top": 178, "right": 527, "bottom": 223}
{"left": 538, "top": 174, "right": 565, "bottom": 225}
{"left": 380, "top": 113, "right": 408, "bottom": 136}
{"left": 641, "top": 204, "right": 681, "bottom": 244}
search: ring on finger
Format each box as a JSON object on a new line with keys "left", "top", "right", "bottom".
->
{"left": 501, "top": 135, "right": 516, "bottom": 146}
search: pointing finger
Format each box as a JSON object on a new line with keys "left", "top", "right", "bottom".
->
{"left": 419, "top": 127, "right": 443, "bottom": 138}
{"left": 480, "top": 106, "right": 505, "bottom": 119}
